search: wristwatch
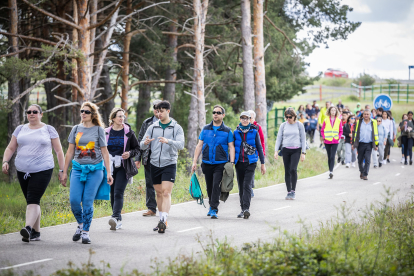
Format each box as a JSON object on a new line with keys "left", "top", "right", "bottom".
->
{"left": 302, "top": 152, "right": 306, "bottom": 155}
{"left": 59, "top": 170, "right": 64, "bottom": 173}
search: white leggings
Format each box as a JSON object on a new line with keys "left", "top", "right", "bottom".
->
{"left": 345, "top": 143, "right": 357, "bottom": 163}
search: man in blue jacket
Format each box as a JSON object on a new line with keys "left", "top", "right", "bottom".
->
{"left": 191, "top": 105, "right": 235, "bottom": 219}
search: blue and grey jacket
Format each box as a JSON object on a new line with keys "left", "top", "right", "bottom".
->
{"left": 201, "top": 121, "right": 232, "bottom": 165}
{"left": 140, "top": 119, "right": 184, "bottom": 168}
{"left": 234, "top": 124, "right": 265, "bottom": 165}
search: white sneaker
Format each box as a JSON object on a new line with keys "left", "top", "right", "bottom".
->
{"left": 116, "top": 220, "right": 122, "bottom": 230}
{"left": 345, "top": 163, "right": 350, "bottom": 168}
{"left": 382, "top": 160, "right": 387, "bottom": 165}
{"left": 351, "top": 162, "right": 356, "bottom": 168}
{"left": 401, "top": 157, "right": 405, "bottom": 163}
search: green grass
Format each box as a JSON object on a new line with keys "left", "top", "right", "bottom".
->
{"left": 0, "top": 138, "right": 328, "bottom": 234}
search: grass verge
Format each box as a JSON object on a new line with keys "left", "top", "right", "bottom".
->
{"left": 0, "top": 138, "right": 328, "bottom": 234}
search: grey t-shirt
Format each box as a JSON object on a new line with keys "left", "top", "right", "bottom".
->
{"left": 13, "top": 124, "right": 59, "bottom": 173}
{"left": 68, "top": 124, "right": 107, "bottom": 165}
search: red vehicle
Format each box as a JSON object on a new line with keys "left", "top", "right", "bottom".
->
{"left": 324, "top": 68, "right": 348, "bottom": 78}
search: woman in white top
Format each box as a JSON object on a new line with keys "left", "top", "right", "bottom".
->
{"left": 381, "top": 111, "right": 394, "bottom": 164}
{"left": 2, "top": 104, "right": 65, "bottom": 243}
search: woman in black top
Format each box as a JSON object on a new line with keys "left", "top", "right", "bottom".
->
{"left": 105, "top": 108, "right": 140, "bottom": 230}
{"left": 343, "top": 115, "right": 357, "bottom": 168}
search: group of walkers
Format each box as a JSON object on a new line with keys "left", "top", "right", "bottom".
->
{"left": 2, "top": 97, "right": 412, "bottom": 244}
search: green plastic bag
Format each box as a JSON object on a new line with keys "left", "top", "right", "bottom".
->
{"left": 189, "top": 173, "right": 205, "bottom": 207}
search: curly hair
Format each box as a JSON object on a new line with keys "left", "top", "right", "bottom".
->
{"left": 80, "top": 101, "right": 105, "bottom": 128}
{"left": 108, "top": 107, "right": 125, "bottom": 126}
{"left": 326, "top": 106, "right": 340, "bottom": 118}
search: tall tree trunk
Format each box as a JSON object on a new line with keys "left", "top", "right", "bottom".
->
{"left": 78, "top": 0, "right": 91, "bottom": 100}
{"left": 186, "top": 70, "right": 199, "bottom": 159}
{"left": 253, "top": 0, "right": 267, "bottom": 147}
{"left": 72, "top": 0, "right": 80, "bottom": 124}
{"left": 241, "top": 0, "right": 255, "bottom": 111}
{"left": 136, "top": 79, "right": 151, "bottom": 131}
{"left": 163, "top": 20, "right": 178, "bottom": 115}
{"left": 121, "top": 0, "right": 132, "bottom": 114}
{"left": 98, "top": 64, "right": 115, "bottom": 124}
{"left": 7, "top": 0, "right": 20, "bottom": 182}
{"left": 194, "top": 0, "right": 209, "bottom": 134}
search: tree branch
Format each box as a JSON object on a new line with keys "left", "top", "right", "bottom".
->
{"left": 44, "top": 102, "right": 80, "bottom": 113}
{"left": 87, "top": 0, "right": 124, "bottom": 30}
{"left": 21, "top": 0, "right": 82, "bottom": 30}
{"left": 95, "top": 69, "right": 122, "bottom": 106}
{"left": 0, "top": 31, "right": 57, "bottom": 46}
{"left": 11, "top": 78, "right": 85, "bottom": 105}
{"left": 130, "top": 79, "right": 191, "bottom": 88}
{"left": 264, "top": 15, "right": 297, "bottom": 49}
{"left": 0, "top": 47, "right": 45, "bottom": 58}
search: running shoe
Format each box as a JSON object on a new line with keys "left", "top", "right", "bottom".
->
{"left": 243, "top": 210, "right": 250, "bottom": 219}
{"left": 404, "top": 161, "right": 408, "bottom": 165}
{"left": 157, "top": 220, "right": 167, "bottom": 234}
{"left": 290, "top": 191, "right": 296, "bottom": 200}
{"left": 20, "top": 226, "right": 31, "bottom": 243}
{"left": 207, "top": 207, "right": 213, "bottom": 216}
{"left": 81, "top": 233, "right": 91, "bottom": 244}
{"left": 73, "top": 226, "right": 82, "bottom": 242}
{"left": 153, "top": 221, "right": 168, "bottom": 231}
{"left": 30, "top": 228, "right": 41, "bottom": 241}
{"left": 329, "top": 172, "right": 333, "bottom": 179}
{"left": 341, "top": 161, "right": 345, "bottom": 165}
{"left": 109, "top": 217, "right": 117, "bottom": 230}
{"left": 379, "top": 162, "right": 382, "bottom": 168}
{"left": 345, "top": 163, "right": 350, "bottom": 168}
{"left": 352, "top": 162, "right": 356, "bottom": 167}
{"left": 337, "top": 157, "right": 341, "bottom": 163}
{"left": 401, "top": 157, "right": 405, "bottom": 163}
{"left": 285, "top": 192, "right": 292, "bottom": 200}
{"left": 237, "top": 211, "right": 244, "bottom": 218}
{"left": 116, "top": 221, "right": 122, "bottom": 230}
{"left": 387, "top": 159, "right": 390, "bottom": 163}
{"left": 410, "top": 160, "right": 413, "bottom": 165}
{"left": 374, "top": 165, "right": 377, "bottom": 168}
{"left": 210, "top": 209, "right": 218, "bottom": 219}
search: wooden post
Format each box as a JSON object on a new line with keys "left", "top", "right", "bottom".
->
{"left": 319, "top": 85, "right": 322, "bottom": 101}
{"left": 359, "top": 81, "right": 362, "bottom": 99}
{"left": 363, "top": 86, "right": 366, "bottom": 100}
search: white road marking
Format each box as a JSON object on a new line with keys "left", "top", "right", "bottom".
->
{"left": 177, "top": 227, "right": 203, "bottom": 233}
{"left": 402, "top": 166, "right": 405, "bottom": 168}
{"left": 336, "top": 192, "right": 348, "bottom": 195}
{"left": 396, "top": 173, "right": 400, "bottom": 176}
{"left": 0, "top": 259, "right": 53, "bottom": 270}
{"left": 373, "top": 182, "right": 381, "bottom": 185}
{"left": 392, "top": 159, "right": 396, "bottom": 162}
{"left": 273, "top": 206, "right": 291, "bottom": 211}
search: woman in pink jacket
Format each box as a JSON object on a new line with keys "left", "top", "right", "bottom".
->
{"left": 321, "top": 106, "right": 343, "bottom": 179}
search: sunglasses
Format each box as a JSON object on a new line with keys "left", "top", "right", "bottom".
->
{"left": 285, "top": 116, "right": 293, "bottom": 119}
{"left": 212, "top": 111, "right": 223, "bottom": 115}
{"left": 80, "top": 110, "right": 92, "bottom": 114}
{"left": 26, "top": 110, "right": 39, "bottom": 115}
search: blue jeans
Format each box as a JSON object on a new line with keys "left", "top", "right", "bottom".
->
{"left": 70, "top": 169, "right": 104, "bottom": 231}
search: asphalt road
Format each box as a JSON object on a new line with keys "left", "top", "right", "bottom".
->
{"left": 1, "top": 150, "right": 413, "bottom": 275}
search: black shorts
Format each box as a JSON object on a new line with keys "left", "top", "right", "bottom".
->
{"left": 150, "top": 164, "right": 177, "bottom": 184}
{"left": 17, "top": 168, "right": 54, "bottom": 205}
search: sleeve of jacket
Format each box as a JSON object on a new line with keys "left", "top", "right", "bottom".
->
{"left": 140, "top": 125, "right": 153, "bottom": 150}
{"left": 167, "top": 125, "right": 185, "bottom": 151}
{"left": 299, "top": 122, "right": 307, "bottom": 153}
{"left": 257, "top": 125, "right": 266, "bottom": 156}
{"left": 274, "top": 123, "right": 284, "bottom": 152}
{"left": 321, "top": 121, "right": 326, "bottom": 140}
{"left": 129, "top": 130, "right": 141, "bottom": 159}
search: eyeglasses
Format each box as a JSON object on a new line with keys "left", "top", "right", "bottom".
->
{"left": 240, "top": 117, "right": 249, "bottom": 121}
{"left": 117, "top": 115, "right": 126, "bottom": 119}
{"left": 26, "top": 110, "right": 39, "bottom": 115}
{"left": 350, "top": 118, "right": 355, "bottom": 120}
{"left": 80, "top": 110, "right": 92, "bottom": 114}
{"left": 377, "top": 120, "right": 382, "bottom": 122}
{"left": 212, "top": 111, "right": 223, "bottom": 115}
{"left": 285, "top": 116, "right": 293, "bottom": 119}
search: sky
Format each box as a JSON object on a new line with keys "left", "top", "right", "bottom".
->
{"left": 299, "top": 0, "right": 414, "bottom": 80}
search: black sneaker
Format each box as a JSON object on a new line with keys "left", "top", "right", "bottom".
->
{"left": 243, "top": 210, "right": 250, "bottom": 219}
{"left": 30, "top": 228, "right": 41, "bottom": 241}
{"left": 404, "top": 161, "right": 408, "bottom": 165}
{"left": 81, "top": 233, "right": 91, "bottom": 244}
{"left": 157, "top": 220, "right": 167, "bottom": 234}
{"left": 410, "top": 160, "right": 413, "bottom": 165}
{"left": 20, "top": 226, "right": 31, "bottom": 243}
{"left": 237, "top": 211, "right": 244, "bottom": 218}
{"left": 73, "top": 226, "right": 82, "bottom": 242}
{"left": 379, "top": 162, "right": 382, "bottom": 168}
{"left": 329, "top": 173, "right": 333, "bottom": 179}
{"left": 337, "top": 157, "right": 341, "bottom": 163}
{"left": 387, "top": 159, "right": 390, "bottom": 163}
{"left": 341, "top": 161, "right": 345, "bottom": 165}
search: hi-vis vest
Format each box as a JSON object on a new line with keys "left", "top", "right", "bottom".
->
{"left": 324, "top": 118, "right": 341, "bottom": 141}
{"left": 355, "top": 118, "right": 379, "bottom": 146}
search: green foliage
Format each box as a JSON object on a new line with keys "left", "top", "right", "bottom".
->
{"left": 322, "top": 77, "right": 349, "bottom": 87}
{"left": 385, "top": 79, "right": 401, "bottom": 85}
{"left": 0, "top": 57, "right": 46, "bottom": 81}
{"left": 356, "top": 73, "right": 376, "bottom": 86}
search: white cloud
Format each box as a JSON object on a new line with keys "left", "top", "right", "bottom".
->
{"left": 300, "top": 1, "right": 414, "bottom": 80}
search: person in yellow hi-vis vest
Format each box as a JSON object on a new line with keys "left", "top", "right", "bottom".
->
{"left": 352, "top": 109, "right": 379, "bottom": 180}
{"left": 321, "top": 106, "right": 343, "bottom": 179}
{"left": 317, "top": 101, "right": 332, "bottom": 148}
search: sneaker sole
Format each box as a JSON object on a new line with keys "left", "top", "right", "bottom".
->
{"left": 211, "top": 216, "right": 218, "bottom": 219}
{"left": 109, "top": 219, "right": 117, "bottom": 231}
{"left": 243, "top": 211, "right": 250, "bottom": 219}
{"left": 82, "top": 239, "right": 91, "bottom": 244}
{"left": 30, "top": 237, "right": 41, "bottom": 241}
{"left": 143, "top": 213, "right": 156, "bottom": 217}
{"left": 157, "top": 221, "right": 166, "bottom": 234}
{"left": 20, "top": 228, "right": 30, "bottom": 243}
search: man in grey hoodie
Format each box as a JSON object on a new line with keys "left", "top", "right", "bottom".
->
{"left": 140, "top": 100, "right": 184, "bottom": 233}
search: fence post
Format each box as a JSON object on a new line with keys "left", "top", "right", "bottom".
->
{"left": 371, "top": 85, "right": 374, "bottom": 100}
{"left": 407, "top": 84, "right": 409, "bottom": 104}
{"left": 380, "top": 84, "right": 382, "bottom": 94}
{"left": 359, "top": 81, "right": 362, "bottom": 99}
{"left": 274, "top": 108, "right": 278, "bottom": 129}
{"left": 398, "top": 83, "right": 400, "bottom": 103}
{"left": 363, "top": 86, "right": 366, "bottom": 100}
{"left": 319, "top": 85, "right": 322, "bottom": 101}
{"left": 388, "top": 84, "right": 391, "bottom": 96}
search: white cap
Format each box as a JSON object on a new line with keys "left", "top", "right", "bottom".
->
{"left": 240, "top": 111, "right": 251, "bottom": 118}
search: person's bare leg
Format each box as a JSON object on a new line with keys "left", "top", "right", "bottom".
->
{"left": 161, "top": 181, "right": 174, "bottom": 214}
{"left": 26, "top": 204, "right": 40, "bottom": 228}
{"left": 154, "top": 184, "right": 163, "bottom": 212}
{"left": 33, "top": 207, "right": 41, "bottom": 232}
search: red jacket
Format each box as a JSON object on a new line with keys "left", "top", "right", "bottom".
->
{"left": 253, "top": 121, "right": 266, "bottom": 156}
